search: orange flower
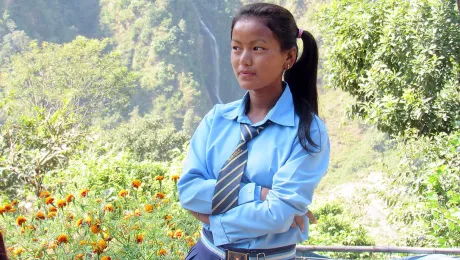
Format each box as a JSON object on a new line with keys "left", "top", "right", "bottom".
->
{"left": 47, "top": 212, "right": 57, "bottom": 219}
{"left": 171, "top": 174, "right": 180, "bottom": 181}
{"left": 118, "top": 190, "right": 128, "bottom": 197}
{"left": 104, "top": 204, "right": 114, "bottom": 212}
{"left": 66, "top": 194, "right": 74, "bottom": 203}
{"left": 66, "top": 212, "right": 75, "bottom": 221}
{"left": 90, "top": 224, "right": 101, "bottom": 234}
{"left": 79, "top": 240, "right": 88, "bottom": 246}
{"left": 49, "top": 206, "right": 57, "bottom": 212}
{"left": 164, "top": 215, "right": 172, "bottom": 221}
{"left": 158, "top": 249, "right": 167, "bottom": 256}
{"left": 45, "top": 197, "right": 54, "bottom": 205}
{"left": 16, "top": 216, "right": 26, "bottom": 226}
{"left": 75, "top": 218, "right": 83, "bottom": 227}
{"left": 80, "top": 188, "right": 90, "bottom": 197}
{"left": 132, "top": 179, "right": 141, "bottom": 189}
{"left": 134, "top": 209, "right": 142, "bottom": 216}
{"left": 57, "top": 199, "right": 66, "bottom": 208}
{"left": 75, "top": 253, "right": 84, "bottom": 259}
{"left": 57, "top": 234, "right": 69, "bottom": 244}
{"left": 93, "top": 239, "right": 107, "bottom": 254}
{"left": 40, "top": 190, "right": 51, "bottom": 198}
{"left": 0, "top": 206, "right": 5, "bottom": 215}
{"left": 11, "top": 200, "right": 18, "bottom": 206}
{"left": 155, "top": 176, "right": 164, "bottom": 181}
{"left": 144, "top": 204, "right": 153, "bottom": 213}
{"left": 36, "top": 211, "right": 45, "bottom": 220}
{"left": 101, "top": 256, "right": 111, "bottom": 260}
{"left": 174, "top": 229, "right": 183, "bottom": 238}
{"left": 136, "top": 234, "right": 144, "bottom": 244}
{"left": 155, "top": 192, "right": 165, "bottom": 199}
{"left": 3, "top": 204, "right": 12, "bottom": 211}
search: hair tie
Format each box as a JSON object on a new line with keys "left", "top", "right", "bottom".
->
{"left": 297, "top": 29, "right": 303, "bottom": 39}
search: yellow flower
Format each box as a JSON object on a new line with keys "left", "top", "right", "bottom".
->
{"left": 3, "top": 203, "right": 12, "bottom": 211}
{"left": 66, "top": 194, "right": 75, "bottom": 203}
{"left": 95, "top": 198, "right": 102, "bottom": 203}
{"left": 101, "top": 256, "right": 111, "bottom": 260}
{"left": 80, "top": 188, "right": 90, "bottom": 197}
{"left": 57, "top": 199, "right": 66, "bottom": 208}
{"left": 39, "top": 190, "right": 51, "bottom": 198}
{"left": 75, "top": 253, "right": 84, "bottom": 259}
{"left": 85, "top": 216, "right": 92, "bottom": 225}
{"left": 171, "top": 174, "right": 180, "bottom": 181}
{"left": 57, "top": 234, "right": 69, "bottom": 244}
{"left": 155, "top": 192, "right": 165, "bottom": 199}
{"left": 174, "top": 229, "right": 183, "bottom": 238}
{"left": 47, "top": 212, "right": 57, "bottom": 219}
{"left": 118, "top": 189, "right": 128, "bottom": 197}
{"left": 136, "top": 234, "right": 144, "bottom": 244}
{"left": 45, "top": 197, "right": 55, "bottom": 205}
{"left": 132, "top": 179, "right": 141, "bottom": 189}
{"left": 104, "top": 204, "right": 114, "bottom": 212}
{"left": 93, "top": 239, "right": 107, "bottom": 254}
{"left": 66, "top": 212, "right": 75, "bottom": 221}
{"left": 79, "top": 240, "right": 87, "bottom": 246}
{"left": 12, "top": 247, "right": 24, "bottom": 256}
{"left": 158, "top": 249, "right": 167, "bottom": 256}
{"left": 144, "top": 204, "right": 153, "bottom": 213}
{"left": 16, "top": 216, "right": 26, "bottom": 226}
{"left": 36, "top": 211, "right": 46, "bottom": 220}
{"left": 155, "top": 176, "right": 164, "bottom": 181}
{"left": 134, "top": 208, "right": 142, "bottom": 216}
{"left": 76, "top": 218, "right": 83, "bottom": 227}
{"left": 48, "top": 241, "right": 57, "bottom": 250}
{"left": 0, "top": 206, "right": 5, "bottom": 215}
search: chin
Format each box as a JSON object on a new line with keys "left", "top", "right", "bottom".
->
{"left": 238, "top": 80, "right": 263, "bottom": 91}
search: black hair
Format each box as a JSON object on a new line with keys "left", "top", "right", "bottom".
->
{"left": 231, "top": 3, "right": 320, "bottom": 152}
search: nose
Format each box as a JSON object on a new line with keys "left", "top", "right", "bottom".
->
{"left": 240, "top": 49, "right": 252, "bottom": 66}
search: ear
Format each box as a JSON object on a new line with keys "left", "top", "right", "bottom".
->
{"left": 285, "top": 47, "right": 297, "bottom": 64}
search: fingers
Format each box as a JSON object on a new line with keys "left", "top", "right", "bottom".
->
{"left": 295, "top": 216, "right": 305, "bottom": 232}
{"left": 306, "top": 210, "right": 318, "bottom": 224}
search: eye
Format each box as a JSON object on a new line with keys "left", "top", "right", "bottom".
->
{"left": 253, "top": 46, "right": 265, "bottom": 51}
{"left": 232, "top": 46, "right": 241, "bottom": 51}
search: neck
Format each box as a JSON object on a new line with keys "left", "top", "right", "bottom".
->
{"left": 246, "top": 82, "right": 284, "bottom": 123}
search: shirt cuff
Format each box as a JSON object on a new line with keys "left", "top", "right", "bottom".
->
{"left": 238, "top": 183, "right": 260, "bottom": 205}
{"left": 209, "top": 214, "right": 230, "bottom": 246}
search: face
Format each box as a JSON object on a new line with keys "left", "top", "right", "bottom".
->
{"left": 231, "top": 18, "right": 294, "bottom": 91}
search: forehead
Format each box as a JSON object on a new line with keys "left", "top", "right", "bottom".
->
{"left": 231, "top": 17, "right": 277, "bottom": 42}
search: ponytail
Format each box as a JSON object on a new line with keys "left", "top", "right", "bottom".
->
{"left": 0, "top": 229, "right": 8, "bottom": 260}
{"left": 285, "top": 30, "right": 320, "bottom": 152}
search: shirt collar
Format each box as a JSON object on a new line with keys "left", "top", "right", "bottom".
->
{"left": 221, "top": 82, "right": 295, "bottom": 127}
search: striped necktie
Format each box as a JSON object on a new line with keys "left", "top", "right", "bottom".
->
{"left": 211, "top": 122, "right": 269, "bottom": 215}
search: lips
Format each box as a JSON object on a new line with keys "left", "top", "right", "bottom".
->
{"left": 239, "top": 70, "right": 256, "bottom": 76}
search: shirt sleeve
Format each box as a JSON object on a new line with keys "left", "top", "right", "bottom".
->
{"left": 178, "top": 106, "right": 262, "bottom": 214}
{"left": 209, "top": 120, "right": 330, "bottom": 246}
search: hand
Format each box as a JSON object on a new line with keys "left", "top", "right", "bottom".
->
{"left": 260, "top": 187, "right": 317, "bottom": 230}
{"left": 188, "top": 210, "right": 210, "bottom": 225}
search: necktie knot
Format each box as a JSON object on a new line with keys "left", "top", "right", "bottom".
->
{"left": 240, "top": 121, "right": 270, "bottom": 143}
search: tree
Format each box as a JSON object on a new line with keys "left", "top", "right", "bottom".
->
{"left": 318, "top": 0, "right": 460, "bottom": 137}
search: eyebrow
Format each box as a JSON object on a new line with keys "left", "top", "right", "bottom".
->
{"left": 231, "top": 39, "right": 268, "bottom": 44}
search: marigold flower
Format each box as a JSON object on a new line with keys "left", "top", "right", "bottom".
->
{"left": 95, "top": 198, "right": 102, "bottom": 203}
{"left": 79, "top": 240, "right": 87, "bottom": 246}
{"left": 57, "top": 234, "right": 69, "bottom": 244}
{"left": 0, "top": 206, "right": 5, "bottom": 215}
{"left": 171, "top": 174, "right": 180, "bottom": 181}
{"left": 118, "top": 189, "right": 128, "bottom": 197}
{"left": 90, "top": 224, "right": 101, "bottom": 234}
{"left": 136, "top": 234, "right": 144, "bottom": 244}
{"left": 76, "top": 218, "right": 83, "bottom": 227}
{"left": 158, "top": 249, "right": 167, "bottom": 256}
{"left": 93, "top": 239, "right": 107, "bottom": 254}
{"left": 16, "top": 216, "right": 26, "bottom": 226}
{"left": 11, "top": 200, "right": 18, "bottom": 206}
{"left": 104, "top": 204, "right": 114, "bottom": 212}
{"left": 35, "top": 211, "right": 45, "bottom": 220}
{"left": 49, "top": 206, "right": 58, "bottom": 213}
{"left": 132, "top": 179, "right": 141, "bottom": 189}
{"left": 155, "top": 176, "right": 164, "bottom": 181}
{"left": 80, "top": 188, "right": 90, "bottom": 197}
{"left": 75, "top": 253, "right": 84, "bottom": 259}
{"left": 167, "top": 231, "right": 174, "bottom": 238}
{"left": 27, "top": 225, "right": 36, "bottom": 231}
{"left": 101, "top": 256, "right": 111, "bottom": 260}
{"left": 45, "top": 197, "right": 55, "bottom": 205}
{"left": 3, "top": 204, "right": 12, "bottom": 211}
{"left": 40, "top": 190, "right": 51, "bottom": 198}
{"left": 144, "top": 204, "right": 153, "bottom": 213}
{"left": 164, "top": 215, "right": 172, "bottom": 221}
{"left": 47, "top": 212, "right": 57, "bottom": 218}
{"left": 66, "top": 212, "right": 75, "bottom": 221}
{"left": 12, "top": 247, "right": 24, "bottom": 256}
{"left": 66, "top": 194, "right": 75, "bottom": 203}
{"left": 155, "top": 192, "right": 165, "bottom": 199}
{"left": 174, "top": 229, "right": 183, "bottom": 238}
{"left": 134, "top": 208, "right": 142, "bottom": 216}
{"left": 85, "top": 216, "right": 92, "bottom": 225}
{"left": 57, "top": 199, "right": 66, "bottom": 208}
{"left": 48, "top": 241, "right": 57, "bottom": 249}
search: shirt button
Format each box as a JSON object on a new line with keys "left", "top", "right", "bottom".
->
{"left": 248, "top": 189, "right": 252, "bottom": 193}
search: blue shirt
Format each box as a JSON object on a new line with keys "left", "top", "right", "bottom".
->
{"left": 178, "top": 84, "right": 330, "bottom": 249}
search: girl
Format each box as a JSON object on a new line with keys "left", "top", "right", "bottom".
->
{"left": 178, "top": 3, "right": 330, "bottom": 259}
